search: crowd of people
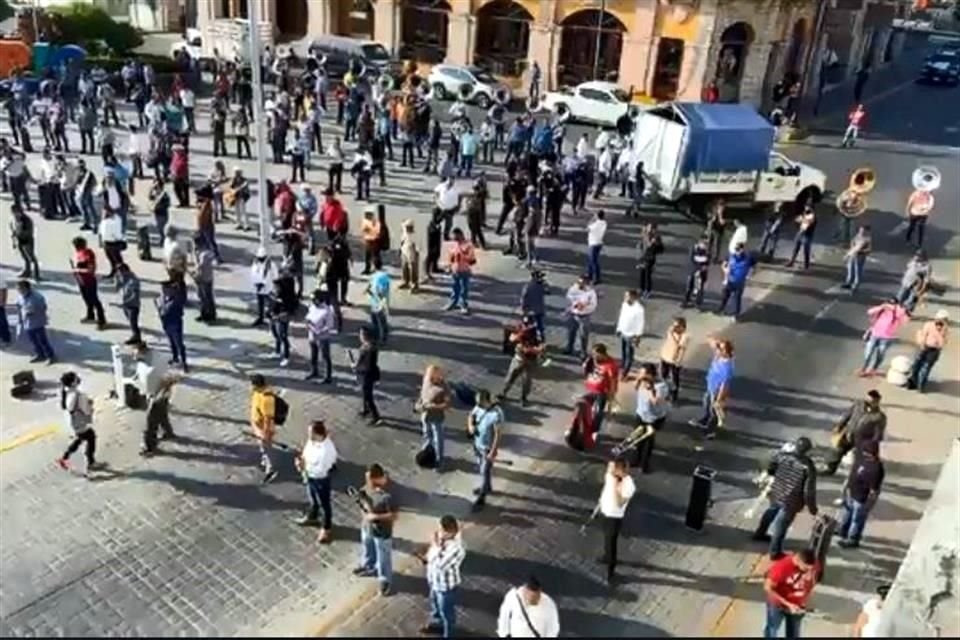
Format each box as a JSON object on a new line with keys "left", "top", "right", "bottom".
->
{"left": 0, "top": 47, "right": 949, "bottom": 639}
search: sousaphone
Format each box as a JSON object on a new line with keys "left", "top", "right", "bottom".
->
{"left": 908, "top": 166, "right": 939, "bottom": 216}
{"left": 836, "top": 166, "right": 875, "bottom": 218}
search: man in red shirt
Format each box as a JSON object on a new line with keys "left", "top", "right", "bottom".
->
{"left": 764, "top": 549, "right": 819, "bottom": 638}
{"left": 321, "top": 187, "right": 348, "bottom": 240}
{"left": 583, "top": 343, "right": 619, "bottom": 443}
{"left": 71, "top": 236, "right": 106, "bottom": 329}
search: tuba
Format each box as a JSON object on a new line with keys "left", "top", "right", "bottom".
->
{"left": 378, "top": 73, "right": 395, "bottom": 94}
{"left": 908, "top": 166, "right": 939, "bottom": 216}
{"left": 836, "top": 167, "right": 875, "bottom": 218}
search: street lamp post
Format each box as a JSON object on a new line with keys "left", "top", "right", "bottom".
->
{"left": 246, "top": 0, "right": 271, "bottom": 250}
{"left": 592, "top": 0, "right": 608, "bottom": 80}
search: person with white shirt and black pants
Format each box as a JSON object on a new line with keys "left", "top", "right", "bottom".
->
{"left": 586, "top": 210, "right": 607, "bottom": 284}
{"left": 419, "top": 515, "right": 466, "bottom": 638}
{"left": 434, "top": 177, "right": 461, "bottom": 241}
{"left": 616, "top": 290, "right": 645, "bottom": 378}
{"left": 598, "top": 458, "right": 636, "bottom": 584}
{"left": 497, "top": 577, "right": 560, "bottom": 638}
{"left": 295, "top": 420, "right": 338, "bottom": 544}
{"left": 98, "top": 208, "right": 126, "bottom": 279}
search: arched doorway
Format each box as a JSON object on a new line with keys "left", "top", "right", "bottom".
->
{"left": 277, "top": 0, "right": 308, "bottom": 40}
{"left": 652, "top": 37, "right": 685, "bottom": 100}
{"left": 784, "top": 18, "right": 807, "bottom": 75}
{"left": 558, "top": 10, "right": 626, "bottom": 86}
{"left": 714, "top": 21, "right": 754, "bottom": 103}
{"left": 474, "top": 0, "right": 533, "bottom": 77}
{"left": 400, "top": 0, "right": 450, "bottom": 63}
{"left": 336, "top": 0, "right": 376, "bottom": 40}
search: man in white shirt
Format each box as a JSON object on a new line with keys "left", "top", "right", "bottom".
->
{"left": 496, "top": 577, "right": 560, "bottom": 638}
{"left": 593, "top": 147, "right": 614, "bottom": 198}
{"left": 615, "top": 289, "right": 645, "bottom": 377}
{"left": 586, "top": 210, "right": 607, "bottom": 284}
{"left": 575, "top": 133, "right": 589, "bottom": 159}
{"left": 728, "top": 219, "right": 748, "bottom": 256}
{"left": 434, "top": 177, "right": 461, "bottom": 241}
{"left": 564, "top": 276, "right": 598, "bottom": 358}
{"left": 134, "top": 345, "right": 179, "bottom": 456}
{"left": 598, "top": 459, "right": 636, "bottom": 583}
{"left": 295, "top": 420, "right": 338, "bottom": 543}
{"left": 179, "top": 86, "right": 196, "bottom": 133}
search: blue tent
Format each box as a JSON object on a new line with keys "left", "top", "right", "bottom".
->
{"left": 670, "top": 103, "right": 775, "bottom": 175}
{"left": 49, "top": 44, "right": 87, "bottom": 69}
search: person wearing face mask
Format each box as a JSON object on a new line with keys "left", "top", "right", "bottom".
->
{"left": 56, "top": 371, "right": 105, "bottom": 475}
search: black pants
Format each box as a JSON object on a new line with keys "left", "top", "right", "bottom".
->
{"left": 496, "top": 203, "right": 513, "bottom": 235}
{"left": 634, "top": 417, "right": 665, "bottom": 473}
{"left": 103, "top": 242, "right": 124, "bottom": 276}
{"left": 906, "top": 216, "right": 926, "bottom": 247}
{"left": 255, "top": 293, "right": 268, "bottom": 323}
{"left": 124, "top": 305, "right": 141, "bottom": 343}
{"left": 291, "top": 155, "right": 306, "bottom": 182}
{"left": 309, "top": 340, "right": 332, "bottom": 380}
{"left": 401, "top": 142, "right": 415, "bottom": 167}
{"left": 143, "top": 397, "right": 174, "bottom": 451}
{"left": 79, "top": 281, "right": 106, "bottom": 325}
{"left": 424, "top": 250, "right": 441, "bottom": 276}
{"left": 355, "top": 173, "right": 370, "bottom": 200}
{"left": 469, "top": 223, "right": 486, "bottom": 250}
{"left": 196, "top": 280, "right": 216, "bottom": 321}
{"left": 360, "top": 375, "right": 380, "bottom": 420}
{"left": 683, "top": 269, "right": 707, "bottom": 308}
{"left": 707, "top": 226, "right": 725, "bottom": 263}
{"left": 328, "top": 164, "right": 343, "bottom": 193}
{"left": 173, "top": 179, "right": 190, "bottom": 207}
{"left": 80, "top": 129, "right": 95, "bottom": 154}
{"left": 602, "top": 516, "right": 623, "bottom": 580}
{"left": 824, "top": 437, "right": 853, "bottom": 476}
{"left": 18, "top": 241, "right": 40, "bottom": 278}
{"left": 363, "top": 243, "right": 382, "bottom": 273}
{"left": 64, "top": 428, "right": 96, "bottom": 465}
{"left": 213, "top": 132, "right": 227, "bottom": 157}
{"left": 236, "top": 136, "right": 252, "bottom": 158}
{"left": 659, "top": 360, "right": 681, "bottom": 400}
{"left": 638, "top": 263, "right": 655, "bottom": 295}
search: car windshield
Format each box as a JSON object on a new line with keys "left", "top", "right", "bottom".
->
{"left": 469, "top": 67, "right": 496, "bottom": 83}
{"left": 361, "top": 44, "right": 391, "bottom": 62}
{"left": 611, "top": 88, "right": 631, "bottom": 102}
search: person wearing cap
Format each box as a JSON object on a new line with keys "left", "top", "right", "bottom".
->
{"left": 496, "top": 577, "right": 560, "bottom": 638}
{"left": 520, "top": 270, "right": 548, "bottom": 341}
{"left": 752, "top": 436, "right": 818, "bottom": 560}
{"left": 907, "top": 309, "right": 949, "bottom": 393}
{"left": 399, "top": 219, "right": 420, "bottom": 292}
{"left": 837, "top": 440, "right": 884, "bottom": 549}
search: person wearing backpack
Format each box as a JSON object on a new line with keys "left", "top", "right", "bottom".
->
{"left": 751, "top": 436, "right": 819, "bottom": 560}
{"left": 57, "top": 371, "right": 104, "bottom": 476}
{"left": 249, "top": 374, "right": 289, "bottom": 483}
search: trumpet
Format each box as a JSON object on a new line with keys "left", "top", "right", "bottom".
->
{"left": 346, "top": 485, "right": 373, "bottom": 512}
{"left": 610, "top": 424, "right": 655, "bottom": 459}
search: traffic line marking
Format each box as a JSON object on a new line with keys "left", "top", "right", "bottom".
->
{"left": 0, "top": 426, "right": 60, "bottom": 454}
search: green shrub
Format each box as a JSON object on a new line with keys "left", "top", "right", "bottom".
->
{"left": 47, "top": 2, "right": 143, "bottom": 55}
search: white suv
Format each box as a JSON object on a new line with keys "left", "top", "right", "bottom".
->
{"left": 426, "top": 64, "right": 511, "bottom": 108}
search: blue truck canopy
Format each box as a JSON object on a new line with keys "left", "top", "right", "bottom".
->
{"left": 667, "top": 103, "right": 775, "bottom": 175}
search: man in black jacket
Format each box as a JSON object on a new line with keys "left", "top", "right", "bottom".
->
{"left": 824, "top": 390, "right": 886, "bottom": 475}
{"left": 752, "top": 437, "right": 818, "bottom": 560}
{"left": 353, "top": 326, "right": 382, "bottom": 425}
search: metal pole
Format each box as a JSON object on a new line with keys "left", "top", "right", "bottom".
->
{"left": 247, "top": 0, "right": 270, "bottom": 250}
{"left": 32, "top": 0, "right": 40, "bottom": 42}
{"left": 593, "top": 0, "right": 606, "bottom": 80}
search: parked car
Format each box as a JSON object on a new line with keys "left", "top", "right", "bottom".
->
{"left": 426, "top": 64, "right": 511, "bottom": 109}
{"left": 303, "top": 34, "right": 402, "bottom": 81}
{"left": 540, "top": 81, "right": 639, "bottom": 127}
{"left": 170, "top": 28, "right": 215, "bottom": 70}
{"left": 919, "top": 49, "right": 960, "bottom": 85}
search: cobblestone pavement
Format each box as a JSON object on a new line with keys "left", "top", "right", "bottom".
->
{"left": 1, "top": 58, "right": 958, "bottom": 638}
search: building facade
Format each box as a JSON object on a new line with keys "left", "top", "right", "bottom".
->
{"left": 197, "top": 0, "right": 900, "bottom": 108}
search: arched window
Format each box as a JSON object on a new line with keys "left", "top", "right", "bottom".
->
{"left": 784, "top": 18, "right": 807, "bottom": 74}
{"left": 474, "top": 0, "right": 533, "bottom": 77}
{"left": 277, "top": 0, "right": 308, "bottom": 39}
{"left": 400, "top": 0, "right": 451, "bottom": 64}
{"left": 557, "top": 10, "right": 626, "bottom": 86}
{"left": 714, "top": 21, "right": 755, "bottom": 102}
{"left": 652, "top": 38, "right": 684, "bottom": 101}
{"left": 338, "top": 0, "right": 376, "bottom": 40}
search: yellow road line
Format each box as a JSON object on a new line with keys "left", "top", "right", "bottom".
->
{"left": 0, "top": 426, "right": 59, "bottom": 454}
{"left": 709, "top": 552, "right": 769, "bottom": 637}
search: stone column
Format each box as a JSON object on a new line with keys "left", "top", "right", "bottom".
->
{"left": 446, "top": 0, "right": 476, "bottom": 66}
{"left": 528, "top": 23, "right": 557, "bottom": 88}
{"left": 738, "top": 1, "right": 782, "bottom": 107}
{"left": 682, "top": 0, "right": 720, "bottom": 101}
{"left": 374, "top": 0, "right": 401, "bottom": 53}
{"left": 307, "top": 0, "right": 333, "bottom": 36}
{"left": 261, "top": 0, "right": 277, "bottom": 28}
{"left": 620, "top": 0, "right": 658, "bottom": 95}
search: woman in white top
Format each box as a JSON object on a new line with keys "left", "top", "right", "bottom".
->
{"left": 98, "top": 208, "right": 126, "bottom": 279}
{"left": 57, "top": 371, "right": 102, "bottom": 475}
{"left": 496, "top": 578, "right": 560, "bottom": 638}
{"left": 294, "top": 420, "right": 338, "bottom": 543}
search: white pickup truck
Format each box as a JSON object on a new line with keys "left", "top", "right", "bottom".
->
{"left": 631, "top": 102, "right": 826, "bottom": 214}
{"left": 540, "top": 81, "right": 638, "bottom": 127}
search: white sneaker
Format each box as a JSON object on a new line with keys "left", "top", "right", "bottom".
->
{"left": 279, "top": 359, "right": 289, "bottom": 367}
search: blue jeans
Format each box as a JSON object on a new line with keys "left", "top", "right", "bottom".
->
{"left": 271, "top": 318, "right": 290, "bottom": 359}
{"left": 80, "top": 193, "right": 98, "bottom": 229}
{"left": 449, "top": 272, "right": 470, "bottom": 309}
{"left": 756, "top": 503, "right": 797, "bottom": 557}
{"left": 620, "top": 336, "right": 635, "bottom": 375}
{"left": 839, "top": 494, "right": 870, "bottom": 544}
{"left": 789, "top": 233, "right": 812, "bottom": 268}
{"left": 429, "top": 587, "right": 458, "bottom": 638}
{"left": 305, "top": 476, "right": 332, "bottom": 529}
{"left": 896, "top": 285, "right": 919, "bottom": 313}
{"left": 717, "top": 281, "right": 745, "bottom": 316}
{"left": 698, "top": 390, "right": 721, "bottom": 434}
{"left": 531, "top": 313, "right": 545, "bottom": 342}
{"left": 163, "top": 317, "right": 187, "bottom": 365}
{"left": 844, "top": 254, "right": 866, "bottom": 290}
{"left": 565, "top": 314, "right": 590, "bottom": 356}
{"left": 359, "top": 529, "right": 393, "bottom": 586}
{"left": 474, "top": 445, "right": 493, "bottom": 497}
{"left": 421, "top": 416, "right": 446, "bottom": 469}
{"left": 26, "top": 327, "right": 55, "bottom": 359}
{"left": 370, "top": 310, "right": 389, "bottom": 344}
{"left": 764, "top": 602, "right": 803, "bottom": 638}
{"left": 586, "top": 244, "right": 603, "bottom": 283}
{"left": 862, "top": 334, "right": 890, "bottom": 372}
{"left": 458, "top": 154, "right": 474, "bottom": 177}
{"left": 909, "top": 347, "right": 941, "bottom": 391}
{"left": 759, "top": 222, "right": 781, "bottom": 257}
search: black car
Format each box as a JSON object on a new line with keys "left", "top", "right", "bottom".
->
{"left": 919, "top": 50, "right": 960, "bottom": 85}
{"left": 303, "top": 35, "right": 403, "bottom": 82}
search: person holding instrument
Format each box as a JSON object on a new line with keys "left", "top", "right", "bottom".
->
{"left": 632, "top": 364, "right": 671, "bottom": 473}
{"left": 597, "top": 459, "right": 636, "bottom": 585}
{"left": 499, "top": 314, "right": 544, "bottom": 408}
{"left": 763, "top": 548, "right": 820, "bottom": 638}
{"left": 352, "top": 463, "right": 398, "bottom": 597}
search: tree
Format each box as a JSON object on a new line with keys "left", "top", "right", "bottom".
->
{"left": 0, "top": 0, "right": 13, "bottom": 22}
{"left": 47, "top": 2, "right": 143, "bottom": 54}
